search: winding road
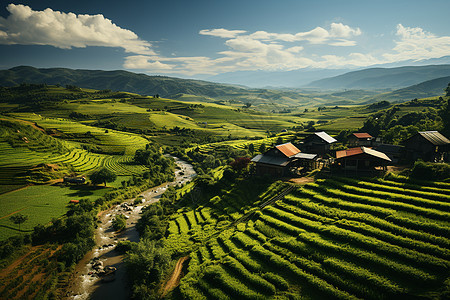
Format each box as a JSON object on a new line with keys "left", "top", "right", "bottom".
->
{"left": 65, "top": 157, "right": 196, "bottom": 300}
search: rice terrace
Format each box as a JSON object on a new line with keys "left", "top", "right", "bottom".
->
{"left": 1, "top": 1, "right": 450, "bottom": 300}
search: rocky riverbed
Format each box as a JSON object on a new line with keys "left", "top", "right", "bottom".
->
{"left": 66, "top": 157, "right": 196, "bottom": 300}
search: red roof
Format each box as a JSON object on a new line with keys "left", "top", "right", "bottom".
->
{"left": 69, "top": 200, "right": 79, "bottom": 204}
{"left": 336, "top": 147, "right": 363, "bottom": 159}
{"left": 276, "top": 142, "right": 301, "bottom": 157}
{"left": 353, "top": 133, "right": 372, "bottom": 139}
{"left": 336, "top": 146, "right": 391, "bottom": 161}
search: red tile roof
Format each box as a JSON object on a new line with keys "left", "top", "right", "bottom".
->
{"left": 353, "top": 133, "right": 372, "bottom": 139}
{"left": 336, "top": 147, "right": 363, "bottom": 159}
{"left": 336, "top": 146, "right": 391, "bottom": 161}
{"left": 276, "top": 142, "right": 301, "bottom": 157}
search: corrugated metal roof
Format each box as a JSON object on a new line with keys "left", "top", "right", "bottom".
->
{"left": 336, "top": 147, "right": 391, "bottom": 161}
{"left": 275, "top": 142, "right": 301, "bottom": 157}
{"left": 251, "top": 154, "right": 291, "bottom": 166}
{"left": 418, "top": 131, "right": 450, "bottom": 146}
{"left": 353, "top": 133, "right": 372, "bottom": 139}
{"left": 294, "top": 153, "right": 318, "bottom": 160}
{"left": 315, "top": 131, "right": 337, "bottom": 144}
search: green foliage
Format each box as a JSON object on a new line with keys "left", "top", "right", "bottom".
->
{"left": 90, "top": 167, "right": 117, "bottom": 186}
{"left": 112, "top": 214, "right": 127, "bottom": 232}
{"left": 360, "top": 99, "right": 445, "bottom": 143}
{"left": 410, "top": 160, "right": 450, "bottom": 181}
{"left": 125, "top": 239, "right": 171, "bottom": 298}
{"left": 9, "top": 213, "right": 28, "bottom": 231}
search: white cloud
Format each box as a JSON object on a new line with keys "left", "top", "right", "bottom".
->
{"left": 123, "top": 55, "right": 173, "bottom": 70}
{"left": 199, "top": 28, "right": 246, "bottom": 38}
{"left": 329, "top": 39, "right": 357, "bottom": 47}
{"left": 383, "top": 24, "right": 450, "bottom": 62}
{"left": 0, "top": 4, "right": 154, "bottom": 54}
{"left": 329, "top": 22, "right": 361, "bottom": 38}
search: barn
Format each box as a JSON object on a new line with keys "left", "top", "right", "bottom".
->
{"left": 348, "top": 133, "right": 374, "bottom": 147}
{"left": 301, "top": 131, "right": 337, "bottom": 155}
{"left": 251, "top": 142, "right": 318, "bottom": 176}
{"left": 403, "top": 131, "right": 450, "bottom": 162}
{"left": 335, "top": 146, "right": 391, "bottom": 173}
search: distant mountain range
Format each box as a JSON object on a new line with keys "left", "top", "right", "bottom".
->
{"left": 0, "top": 66, "right": 247, "bottom": 98}
{"left": 0, "top": 65, "right": 449, "bottom": 108}
{"left": 306, "top": 65, "right": 450, "bottom": 90}
{"left": 362, "top": 75, "right": 450, "bottom": 104}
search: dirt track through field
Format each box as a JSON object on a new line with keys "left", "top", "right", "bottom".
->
{"left": 161, "top": 256, "right": 189, "bottom": 297}
{"left": 0, "top": 207, "right": 27, "bottom": 220}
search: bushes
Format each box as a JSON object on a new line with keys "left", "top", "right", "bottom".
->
{"left": 410, "top": 160, "right": 450, "bottom": 181}
{"left": 112, "top": 214, "right": 127, "bottom": 232}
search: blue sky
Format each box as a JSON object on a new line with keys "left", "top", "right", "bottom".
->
{"left": 0, "top": 0, "right": 449, "bottom": 79}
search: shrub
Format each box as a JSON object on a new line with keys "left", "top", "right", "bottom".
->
{"left": 410, "top": 160, "right": 450, "bottom": 181}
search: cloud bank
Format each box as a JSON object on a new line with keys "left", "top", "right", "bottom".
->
{"left": 1, "top": 4, "right": 449, "bottom": 76}
{"left": 0, "top": 3, "right": 154, "bottom": 54}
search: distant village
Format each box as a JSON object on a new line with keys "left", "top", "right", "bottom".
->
{"left": 251, "top": 130, "right": 450, "bottom": 177}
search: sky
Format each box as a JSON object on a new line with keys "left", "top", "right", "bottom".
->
{"left": 0, "top": 0, "right": 449, "bottom": 80}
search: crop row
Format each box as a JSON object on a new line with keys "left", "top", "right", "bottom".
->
{"left": 282, "top": 194, "right": 450, "bottom": 252}
{"left": 334, "top": 176, "right": 450, "bottom": 202}
{"left": 264, "top": 205, "right": 449, "bottom": 271}
{"left": 296, "top": 187, "right": 450, "bottom": 238}
{"left": 256, "top": 212, "right": 436, "bottom": 283}
{"left": 375, "top": 178, "right": 450, "bottom": 196}
{"left": 308, "top": 183, "right": 450, "bottom": 222}
{"left": 325, "top": 178, "right": 450, "bottom": 211}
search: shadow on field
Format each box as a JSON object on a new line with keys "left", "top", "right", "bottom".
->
{"left": 65, "top": 185, "right": 106, "bottom": 197}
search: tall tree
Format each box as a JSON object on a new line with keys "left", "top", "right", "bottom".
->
{"left": 90, "top": 168, "right": 117, "bottom": 186}
{"left": 10, "top": 213, "right": 28, "bottom": 231}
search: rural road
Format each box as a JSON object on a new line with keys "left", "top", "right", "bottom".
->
{"left": 65, "top": 157, "right": 196, "bottom": 300}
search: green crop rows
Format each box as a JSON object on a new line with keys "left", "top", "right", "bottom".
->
{"left": 165, "top": 176, "right": 450, "bottom": 299}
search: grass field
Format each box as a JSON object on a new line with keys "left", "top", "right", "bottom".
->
{"left": 161, "top": 175, "right": 450, "bottom": 299}
{"left": 0, "top": 184, "right": 113, "bottom": 240}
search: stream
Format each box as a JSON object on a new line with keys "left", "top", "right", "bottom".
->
{"left": 66, "top": 157, "right": 196, "bottom": 300}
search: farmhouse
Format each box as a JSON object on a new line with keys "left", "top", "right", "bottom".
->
{"left": 348, "top": 132, "right": 374, "bottom": 147}
{"left": 301, "top": 131, "right": 337, "bottom": 155}
{"left": 403, "top": 131, "right": 450, "bottom": 162}
{"left": 334, "top": 146, "right": 391, "bottom": 172}
{"left": 251, "top": 142, "right": 318, "bottom": 176}
{"left": 63, "top": 176, "right": 86, "bottom": 184}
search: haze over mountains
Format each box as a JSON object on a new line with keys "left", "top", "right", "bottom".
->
{"left": 307, "top": 65, "right": 450, "bottom": 90}
{"left": 0, "top": 64, "right": 449, "bottom": 106}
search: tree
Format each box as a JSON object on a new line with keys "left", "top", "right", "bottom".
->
{"left": 445, "top": 83, "right": 450, "bottom": 96}
{"left": 10, "top": 214, "right": 28, "bottom": 231}
{"left": 259, "top": 143, "right": 266, "bottom": 154}
{"left": 248, "top": 143, "right": 255, "bottom": 154}
{"left": 90, "top": 168, "right": 117, "bottom": 186}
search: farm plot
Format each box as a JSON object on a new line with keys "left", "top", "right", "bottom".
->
{"left": 171, "top": 176, "right": 450, "bottom": 299}
{"left": 0, "top": 185, "right": 112, "bottom": 241}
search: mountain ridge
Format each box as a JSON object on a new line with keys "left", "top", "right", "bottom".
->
{"left": 306, "top": 64, "right": 450, "bottom": 90}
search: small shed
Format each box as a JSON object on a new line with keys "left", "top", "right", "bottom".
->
{"left": 302, "top": 131, "right": 337, "bottom": 155}
{"left": 335, "top": 146, "right": 391, "bottom": 172}
{"left": 403, "top": 131, "right": 450, "bottom": 162}
{"left": 64, "top": 176, "right": 86, "bottom": 184}
{"left": 251, "top": 142, "right": 301, "bottom": 176}
{"left": 348, "top": 133, "right": 374, "bottom": 147}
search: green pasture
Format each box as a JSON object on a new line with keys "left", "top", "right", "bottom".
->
{"left": 0, "top": 184, "right": 113, "bottom": 241}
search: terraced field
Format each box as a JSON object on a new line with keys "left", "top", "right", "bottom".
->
{"left": 165, "top": 176, "right": 450, "bottom": 299}
{"left": 0, "top": 115, "right": 150, "bottom": 179}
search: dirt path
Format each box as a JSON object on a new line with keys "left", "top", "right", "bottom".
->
{"left": 0, "top": 246, "right": 37, "bottom": 280}
{"left": 0, "top": 207, "right": 28, "bottom": 220}
{"left": 161, "top": 256, "right": 189, "bottom": 298}
{"left": 0, "top": 117, "right": 45, "bottom": 132}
